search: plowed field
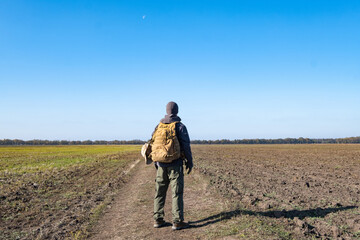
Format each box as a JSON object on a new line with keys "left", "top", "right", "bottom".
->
{"left": 194, "top": 144, "right": 360, "bottom": 239}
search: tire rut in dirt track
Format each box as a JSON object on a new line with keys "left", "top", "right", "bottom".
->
{"left": 90, "top": 161, "right": 226, "bottom": 240}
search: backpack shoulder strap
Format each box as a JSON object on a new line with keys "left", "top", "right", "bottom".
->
{"left": 150, "top": 123, "right": 160, "bottom": 143}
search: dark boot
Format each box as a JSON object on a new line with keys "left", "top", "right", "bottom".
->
{"left": 154, "top": 219, "right": 166, "bottom": 228}
{"left": 172, "top": 221, "right": 189, "bottom": 230}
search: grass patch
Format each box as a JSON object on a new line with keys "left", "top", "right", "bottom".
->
{"left": 0, "top": 145, "right": 141, "bottom": 240}
{"left": 201, "top": 209, "right": 293, "bottom": 240}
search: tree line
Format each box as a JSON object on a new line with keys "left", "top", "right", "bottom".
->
{"left": 0, "top": 139, "right": 145, "bottom": 146}
{"left": 191, "top": 137, "right": 360, "bottom": 144}
{"left": 1, "top": 137, "right": 360, "bottom": 145}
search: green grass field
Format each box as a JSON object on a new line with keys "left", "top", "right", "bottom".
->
{"left": 0, "top": 145, "right": 141, "bottom": 240}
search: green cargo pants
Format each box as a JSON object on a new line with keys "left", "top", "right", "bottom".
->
{"left": 154, "top": 164, "right": 184, "bottom": 223}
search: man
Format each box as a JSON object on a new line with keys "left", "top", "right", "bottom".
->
{"left": 150, "top": 101, "right": 193, "bottom": 230}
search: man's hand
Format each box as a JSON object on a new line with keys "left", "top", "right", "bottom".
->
{"left": 185, "top": 162, "right": 193, "bottom": 174}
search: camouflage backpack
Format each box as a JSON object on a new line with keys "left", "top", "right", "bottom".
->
{"left": 150, "top": 122, "right": 181, "bottom": 163}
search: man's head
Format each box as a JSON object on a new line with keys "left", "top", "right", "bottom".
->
{"left": 166, "top": 101, "right": 178, "bottom": 115}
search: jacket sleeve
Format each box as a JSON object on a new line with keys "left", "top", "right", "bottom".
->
{"left": 177, "top": 123, "right": 193, "bottom": 166}
{"left": 151, "top": 125, "right": 159, "bottom": 168}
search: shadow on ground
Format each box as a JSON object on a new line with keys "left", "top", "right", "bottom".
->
{"left": 188, "top": 206, "right": 357, "bottom": 228}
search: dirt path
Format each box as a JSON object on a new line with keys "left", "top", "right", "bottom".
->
{"left": 90, "top": 160, "right": 229, "bottom": 240}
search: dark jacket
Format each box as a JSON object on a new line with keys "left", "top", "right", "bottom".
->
{"left": 152, "top": 114, "right": 193, "bottom": 168}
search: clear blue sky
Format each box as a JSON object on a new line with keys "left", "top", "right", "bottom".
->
{"left": 1, "top": 0, "right": 359, "bottom": 140}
